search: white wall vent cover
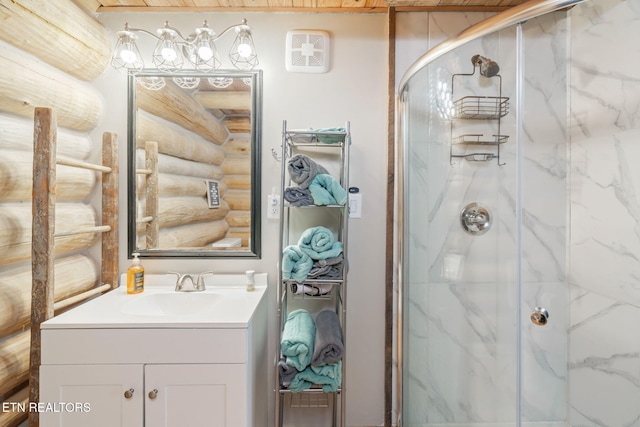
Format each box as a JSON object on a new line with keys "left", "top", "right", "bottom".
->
{"left": 285, "top": 30, "right": 330, "bottom": 73}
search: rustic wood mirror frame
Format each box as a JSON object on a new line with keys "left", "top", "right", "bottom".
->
{"left": 127, "top": 70, "right": 262, "bottom": 258}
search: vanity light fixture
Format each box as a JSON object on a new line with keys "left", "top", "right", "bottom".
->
{"left": 111, "top": 19, "right": 259, "bottom": 77}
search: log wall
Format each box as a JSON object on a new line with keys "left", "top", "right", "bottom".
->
{"left": 0, "top": 1, "right": 111, "bottom": 424}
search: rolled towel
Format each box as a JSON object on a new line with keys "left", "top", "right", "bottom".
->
{"left": 278, "top": 356, "right": 299, "bottom": 387}
{"left": 312, "top": 127, "right": 346, "bottom": 144}
{"left": 298, "top": 226, "right": 343, "bottom": 260}
{"left": 281, "top": 309, "right": 316, "bottom": 371}
{"left": 308, "top": 174, "right": 348, "bottom": 206}
{"left": 289, "top": 361, "right": 342, "bottom": 393}
{"left": 281, "top": 245, "right": 313, "bottom": 283}
{"left": 284, "top": 187, "right": 313, "bottom": 206}
{"left": 288, "top": 154, "right": 328, "bottom": 188}
{"left": 311, "top": 310, "right": 344, "bottom": 366}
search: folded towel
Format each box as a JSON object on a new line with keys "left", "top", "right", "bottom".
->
{"left": 298, "top": 226, "right": 344, "bottom": 260}
{"left": 311, "top": 310, "right": 344, "bottom": 366}
{"left": 281, "top": 245, "right": 313, "bottom": 283}
{"left": 308, "top": 174, "right": 348, "bottom": 206}
{"left": 291, "top": 282, "right": 333, "bottom": 296}
{"left": 288, "top": 154, "right": 328, "bottom": 188}
{"left": 311, "top": 127, "right": 347, "bottom": 144}
{"left": 281, "top": 309, "right": 316, "bottom": 371}
{"left": 289, "top": 361, "right": 342, "bottom": 393}
{"left": 284, "top": 187, "right": 313, "bottom": 207}
{"left": 278, "top": 356, "right": 299, "bottom": 387}
{"left": 308, "top": 255, "right": 344, "bottom": 280}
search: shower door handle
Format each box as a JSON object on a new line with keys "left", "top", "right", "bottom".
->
{"left": 530, "top": 307, "right": 549, "bottom": 326}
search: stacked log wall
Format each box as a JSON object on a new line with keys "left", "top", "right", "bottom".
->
{"left": 0, "top": 1, "right": 111, "bottom": 424}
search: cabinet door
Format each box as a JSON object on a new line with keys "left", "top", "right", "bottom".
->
{"left": 145, "top": 364, "right": 246, "bottom": 427}
{"left": 40, "top": 364, "right": 143, "bottom": 427}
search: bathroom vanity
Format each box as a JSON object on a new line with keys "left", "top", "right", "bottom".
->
{"left": 38, "top": 274, "right": 268, "bottom": 427}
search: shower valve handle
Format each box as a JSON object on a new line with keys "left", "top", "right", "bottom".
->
{"left": 460, "top": 203, "right": 491, "bottom": 236}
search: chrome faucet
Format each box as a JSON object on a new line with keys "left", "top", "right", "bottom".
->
{"left": 168, "top": 272, "right": 212, "bottom": 292}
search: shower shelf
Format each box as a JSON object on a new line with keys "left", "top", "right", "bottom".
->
{"left": 450, "top": 55, "right": 509, "bottom": 166}
{"left": 453, "top": 96, "right": 510, "bottom": 119}
{"left": 452, "top": 134, "right": 509, "bottom": 145}
{"left": 451, "top": 153, "right": 497, "bottom": 162}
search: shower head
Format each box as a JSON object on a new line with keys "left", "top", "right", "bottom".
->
{"left": 471, "top": 54, "right": 500, "bottom": 78}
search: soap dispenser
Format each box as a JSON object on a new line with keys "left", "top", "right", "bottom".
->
{"left": 127, "top": 253, "right": 145, "bottom": 294}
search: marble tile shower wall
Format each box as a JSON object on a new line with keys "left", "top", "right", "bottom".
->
{"left": 569, "top": 0, "right": 640, "bottom": 425}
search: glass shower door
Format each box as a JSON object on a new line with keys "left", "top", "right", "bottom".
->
{"left": 399, "top": 10, "right": 569, "bottom": 427}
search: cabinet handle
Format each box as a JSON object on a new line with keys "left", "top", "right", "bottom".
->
{"left": 148, "top": 389, "right": 158, "bottom": 400}
{"left": 124, "top": 389, "right": 134, "bottom": 399}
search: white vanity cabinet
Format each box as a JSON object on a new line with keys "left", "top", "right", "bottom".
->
{"left": 39, "top": 275, "right": 268, "bottom": 427}
{"left": 40, "top": 362, "right": 246, "bottom": 427}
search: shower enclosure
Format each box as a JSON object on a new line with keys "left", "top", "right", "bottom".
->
{"left": 396, "top": 0, "right": 583, "bottom": 425}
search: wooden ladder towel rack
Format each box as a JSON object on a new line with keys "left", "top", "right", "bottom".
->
{"left": 27, "top": 107, "right": 119, "bottom": 427}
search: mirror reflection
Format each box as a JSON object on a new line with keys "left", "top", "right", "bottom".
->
{"left": 128, "top": 70, "right": 261, "bottom": 258}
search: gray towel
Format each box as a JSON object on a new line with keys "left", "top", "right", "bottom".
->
{"left": 284, "top": 187, "right": 313, "bottom": 206}
{"left": 288, "top": 154, "right": 328, "bottom": 188}
{"left": 311, "top": 310, "right": 344, "bottom": 366}
{"left": 278, "top": 356, "right": 298, "bottom": 387}
{"left": 308, "top": 255, "right": 344, "bottom": 280}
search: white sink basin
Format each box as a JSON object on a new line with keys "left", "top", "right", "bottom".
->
{"left": 121, "top": 292, "right": 222, "bottom": 316}
{"left": 41, "top": 273, "right": 267, "bottom": 329}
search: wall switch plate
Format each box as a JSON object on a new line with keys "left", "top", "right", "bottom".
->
{"left": 267, "top": 195, "right": 280, "bottom": 219}
{"left": 349, "top": 194, "right": 362, "bottom": 218}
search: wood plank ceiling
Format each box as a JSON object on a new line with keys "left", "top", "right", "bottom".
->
{"left": 95, "top": 0, "right": 528, "bottom": 12}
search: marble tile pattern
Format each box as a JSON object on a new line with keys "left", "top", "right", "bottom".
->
{"left": 569, "top": 0, "right": 640, "bottom": 425}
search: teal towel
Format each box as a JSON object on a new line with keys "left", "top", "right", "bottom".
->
{"left": 281, "top": 245, "right": 313, "bottom": 283}
{"left": 289, "top": 361, "right": 342, "bottom": 393}
{"left": 308, "top": 174, "right": 348, "bottom": 206}
{"left": 281, "top": 309, "right": 316, "bottom": 371}
{"left": 311, "top": 127, "right": 346, "bottom": 144}
{"left": 298, "top": 226, "right": 343, "bottom": 260}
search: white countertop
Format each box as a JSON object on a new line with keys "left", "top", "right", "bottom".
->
{"left": 42, "top": 273, "right": 268, "bottom": 329}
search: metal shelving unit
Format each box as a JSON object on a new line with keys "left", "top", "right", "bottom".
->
{"left": 275, "top": 120, "right": 350, "bottom": 427}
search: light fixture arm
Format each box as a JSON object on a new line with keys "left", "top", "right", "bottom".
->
{"left": 210, "top": 19, "right": 252, "bottom": 42}
{"left": 121, "top": 19, "right": 251, "bottom": 47}
{"left": 121, "top": 23, "right": 158, "bottom": 41}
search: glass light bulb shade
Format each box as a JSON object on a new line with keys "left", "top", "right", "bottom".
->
{"left": 152, "top": 36, "right": 184, "bottom": 72}
{"left": 236, "top": 42, "right": 252, "bottom": 58}
{"left": 229, "top": 31, "right": 258, "bottom": 70}
{"left": 119, "top": 46, "right": 137, "bottom": 64}
{"left": 197, "top": 44, "right": 214, "bottom": 61}
{"left": 189, "top": 40, "right": 220, "bottom": 72}
{"left": 112, "top": 32, "right": 143, "bottom": 74}
{"left": 161, "top": 46, "right": 178, "bottom": 61}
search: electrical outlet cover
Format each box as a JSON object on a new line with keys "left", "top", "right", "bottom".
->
{"left": 285, "top": 30, "right": 330, "bottom": 73}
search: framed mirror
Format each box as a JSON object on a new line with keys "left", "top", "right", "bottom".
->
{"left": 127, "top": 70, "right": 262, "bottom": 258}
